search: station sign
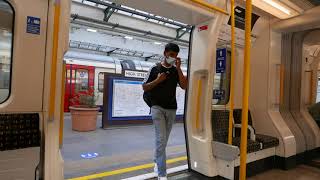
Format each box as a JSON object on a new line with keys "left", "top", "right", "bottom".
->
{"left": 124, "top": 70, "right": 147, "bottom": 79}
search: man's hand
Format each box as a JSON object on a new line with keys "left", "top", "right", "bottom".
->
{"left": 156, "top": 73, "right": 167, "bottom": 83}
{"left": 143, "top": 73, "right": 167, "bottom": 92}
{"left": 175, "top": 57, "right": 181, "bottom": 69}
{"left": 175, "top": 58, "right": 188, "bottom": 90}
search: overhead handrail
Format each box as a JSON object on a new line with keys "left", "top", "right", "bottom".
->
{"left": 49, "top": 0, "right": 62, "bottom": 121}
{"left": 188, "top": 0, "right": 229, "bottom": 15}
{"left": 239, "top": 0, "right": 253, "bottom": 179}
{"left": 228, "top": 0, "right": 236, "bottom": 145}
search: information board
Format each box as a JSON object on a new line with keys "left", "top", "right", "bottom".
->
{"left": 112, "top": 79, "right": 185, "bottom": 118}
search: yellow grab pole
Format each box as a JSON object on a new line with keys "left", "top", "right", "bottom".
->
{"left": 49, "top": 0, "right": 61, "bottom": 121}
{"left": 239, "top": 0, "right": 252, "bottom": 179}
{"left": 279, "top": 65, "right": 284, "bottom": 105}
{"left": 228, "top": 0, "right": 236, "bottom": 145}
{"left": 59, "top": 62, "right": 66, "bottom": 148}
{"left": 309, "top": 71, "right": 314, "bottom": 104}
{"left": 188, "top": 0, "right": 229, "bottom": 15}
{"left": 196, "top": 79, "right": 202, "bottom": 130}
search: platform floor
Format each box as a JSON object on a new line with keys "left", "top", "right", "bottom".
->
{"left": 62, "top": 114, "right": 187, "bottom": 179}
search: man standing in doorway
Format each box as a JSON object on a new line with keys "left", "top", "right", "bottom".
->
{"left": 142, "top": 43, "right": 188, "bottom": 179}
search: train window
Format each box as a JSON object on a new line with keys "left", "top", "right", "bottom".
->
{"left": 213, "top": 50, "right": 231, "bottom": 105}
{"left": 75, "top": 69, "right": 89, "bottom": 91}
{"left": 0, "top": 0, "right": 14, "bottom": 104}
{"left": 98, "top": 73, "right": 104, "bottom": 92}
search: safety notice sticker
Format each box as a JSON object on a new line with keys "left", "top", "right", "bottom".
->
{"left": 216, "top": 48, "right": 226, "bottom": 73}
{"left": 26, "top": 16, "right": 41, "bottom": 35}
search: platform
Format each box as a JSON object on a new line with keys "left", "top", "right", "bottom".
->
{"left": 62, "top": 114, "right": 187, "bottom": 179}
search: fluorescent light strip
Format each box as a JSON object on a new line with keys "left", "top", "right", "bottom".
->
{"left": 86, "top": 28, "right": 97, "bottom": 33}
{"left": 124, "top": 36, "right": 133, "bottom": 40}
{"left": 262, "top": 0, "right": 291, "bottom": 15}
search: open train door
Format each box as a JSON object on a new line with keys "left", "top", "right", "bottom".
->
{"left": 103, "top": 0, "right": 229, "bottom": 178}
{"left": 59, "top": 0, "right": 228, "bottom": 179}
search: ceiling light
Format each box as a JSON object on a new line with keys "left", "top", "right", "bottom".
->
{"left": 154, "top": 42, "right": 162, "bottom": 45}
{"left": 124, "top": 36, "right": 133, "bottom": 40}
{"left": 86, "top": 28, "right": 97, "bottom": 33}
{"left": 250, "top": 0, "right": 299, "bottom": 19}
{"left": 262, "top": 0, "right": 290, "bottom": 15}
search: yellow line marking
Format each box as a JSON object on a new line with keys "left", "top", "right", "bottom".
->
{"left": 68, "top": 156, "right": 187, "bottom": 180}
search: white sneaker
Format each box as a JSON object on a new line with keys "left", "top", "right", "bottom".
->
{"left": 158, "top": 177, "right": 167, "bottom": 180}
{"left": 154, "top": 163, "right": 158, "bottom": 175}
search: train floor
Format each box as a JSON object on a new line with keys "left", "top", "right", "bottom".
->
{"left": 61, "top": 114, "right": 187, "bottom": 179}
{"left": 163, "top": 165, "right": 320, "bottom": 180}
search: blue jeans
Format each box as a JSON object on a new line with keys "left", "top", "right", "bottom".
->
{"left": 151, "top": 106, "right": 176, "bottom": 177}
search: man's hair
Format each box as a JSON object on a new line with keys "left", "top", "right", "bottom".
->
{"left": 165, "top": 43, "right": 180, "bottom": 53}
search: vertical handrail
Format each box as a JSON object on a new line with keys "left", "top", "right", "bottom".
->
{"left": 228, "top": 0, "right": 236, "bottom": 145}
{"left": 309, "top": 71, "right": 314, "bottom": 104}
{"left": 240, "top": 0, "right": 252, "bottom": 179}
{"left": 196, "top": 79, "right": 202, "bottom": 130}
{"left": 280, "top": 64, "right": 284, "bottom": 105}
{"left": 49, "top": 0, "right": 61, "bottom": 121}
{"left": 59, "top": 61, "right": 66, "bottom": 148}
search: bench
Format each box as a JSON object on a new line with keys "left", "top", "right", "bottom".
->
{"left": 211, "top": 109, "right": 280, "bottom": 179}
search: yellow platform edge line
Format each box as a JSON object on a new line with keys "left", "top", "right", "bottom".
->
{"left": 68, "top": 156, "right": 188, "bottom": 180}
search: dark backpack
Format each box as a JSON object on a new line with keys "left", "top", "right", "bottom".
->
{"left": 143, "top": 63, "right": 162, "bottom": 107}
{"left": 143, "top": 92, "right": 152, "bottom": 107}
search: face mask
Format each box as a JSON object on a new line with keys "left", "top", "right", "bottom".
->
{"left": 166, "top": 57, "right": 176, "bottom": 65}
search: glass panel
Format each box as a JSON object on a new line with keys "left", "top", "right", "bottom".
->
{"left": 98, "top": 73, "right": 104, "bottom": 92}
{"left": 75, "top": 69, "right": 89, "bottom": 92}
{"left": 213, "top": 50, "right": 231, "bottom": 105}
{"left": 0, "top": 0, "right": 14, "bottom": 103}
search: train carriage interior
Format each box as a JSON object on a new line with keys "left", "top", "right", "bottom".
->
{"left": 0, "top": 0, "right": 320, "bottom": 180}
